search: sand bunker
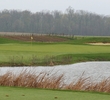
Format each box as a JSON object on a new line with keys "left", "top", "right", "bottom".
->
{"left": 88, "top": 43, "right": 110, "bottom": 45}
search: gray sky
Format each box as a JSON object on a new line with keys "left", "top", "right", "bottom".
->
{"left": 0, "top": 0, "right": 110, "bottom": 15}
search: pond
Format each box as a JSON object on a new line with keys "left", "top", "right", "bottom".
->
{"left": 0, "top": 61, "right": 110, "bottom": 84}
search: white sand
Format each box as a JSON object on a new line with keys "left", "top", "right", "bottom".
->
{"left": 88, "top": 43, "right": 110, "bottom": 45}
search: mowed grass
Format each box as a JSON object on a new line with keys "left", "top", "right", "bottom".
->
{"left": 0, "top": 43, "right": 110, "bottom": 53}
{"left": 0, "top": 36, "right": 110, "bottom": 65}
{"left": 0, "top": 86, "right": 110, "bottom": 100}
{"left": 0, "top": 44, "right": 110, "bottom": 60}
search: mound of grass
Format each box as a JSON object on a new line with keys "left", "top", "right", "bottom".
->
{"left": 52, "top": 53, "right": 110, "bottom": 65}
{"left": 0, "top": 45, "right": 109, "bottom": 66}
{"left": 0, "top": 37, "right": 23, "bottom": 44}
{"left": 0, "top": 35, "right": 110, "bottom": 66}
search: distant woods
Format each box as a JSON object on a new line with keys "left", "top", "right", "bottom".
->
{"left": 0, "top": 7, "right": 110, "bottom": 36}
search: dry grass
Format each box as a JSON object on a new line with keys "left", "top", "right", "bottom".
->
{"left": 0, "top": 70, "right": 110, "bottom": 93}
{"left": 0, "top": 70, "right": 64, "bottom": 89}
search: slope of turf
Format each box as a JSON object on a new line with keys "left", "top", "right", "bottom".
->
{"left": 0, "top": 44, "right": 110, "bottom": 64}
{"left": 0, "top": 36, "right": 110, "bottom": 66}
{"left": 0, "top": 37, "right": 23, "bottom": 44}
{"left": 0, "top": 86, "right": 110, "bottom": 100}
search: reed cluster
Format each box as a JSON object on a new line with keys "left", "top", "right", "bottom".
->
{"left": 0, "top": 70, "right": 110, "bottom": 93}
{"left": 7, "top": 55, "right": 72, "bottom": 66}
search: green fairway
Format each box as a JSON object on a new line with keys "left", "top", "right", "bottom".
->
{"left": 0, "top": 44, "right": 110, "bottom": 60}
{"left": 0, "top": 44, "right": 110, "bottom": 53}
{"left": 0, "top": 86, "right": 110, "bottom": 100}
{"left": 0, "top": 36, "right": 110, "bottom": 66}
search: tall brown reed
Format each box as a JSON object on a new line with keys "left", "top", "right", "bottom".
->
{"left": 0, "top": 70, "right": 110, "bottom": 93}
{"left": 0, "top": 70, "right": 64, "bottom": 89}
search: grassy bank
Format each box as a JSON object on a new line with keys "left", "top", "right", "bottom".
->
{"left": 0, "top": 44, "right": 109, "bottom": 66}
{"left": 0, "top": 36, "right": 110, "bottom": 66}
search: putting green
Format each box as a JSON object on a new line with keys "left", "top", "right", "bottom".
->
{"left": 0, "top": 86, "right": 110, "bottom": 100}
{"left": 0, "top": 44, "right": 110, "bottom": 53}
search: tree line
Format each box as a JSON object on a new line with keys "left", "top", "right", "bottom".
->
{"left": 0, "top": 7, "right": 110, "bottom": 36}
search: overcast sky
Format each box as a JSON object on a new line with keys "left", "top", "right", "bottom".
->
{"left": 0, "top": 0, "right": 110, "bottom": 15}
